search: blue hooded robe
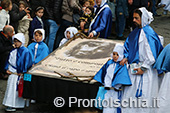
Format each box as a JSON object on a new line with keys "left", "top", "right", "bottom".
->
{"left": 153, "top": 44, "right": 170, "bottom": 72}
{"left": 94, "top": 59, "right": 132, "bottom": 87}
{"left": 124, "top": 25, "right": 163, "bottom": 64}
{"left": 27, "top": 29, "right": 49, "bottom": 64}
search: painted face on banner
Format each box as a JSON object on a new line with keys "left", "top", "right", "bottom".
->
{"left": 65, "top": 41, "right": 115, "bottom": 59}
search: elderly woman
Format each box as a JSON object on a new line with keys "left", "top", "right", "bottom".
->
{"left": 88, "top": 0, "right": 112, "bottom": 38}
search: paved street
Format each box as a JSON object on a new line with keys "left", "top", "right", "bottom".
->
{"left": 0, "top": 8, "right": 170, "bottom": 113}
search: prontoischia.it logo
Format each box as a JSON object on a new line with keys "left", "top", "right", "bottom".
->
{"left": 53, "top": 97, "right": 160, "bottom": 108}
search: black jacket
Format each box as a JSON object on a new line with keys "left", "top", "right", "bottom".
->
{"left": 133, "top": 0, "right": 148, "bottom": 7}
{"left": 0, "top": 31, "right": 13, "bottom": 73}
{"left": 9, "top": 3, "right": 27, "bottom": 33}
{"left": 44, "top": 0, "right": 63, "bottom": 24}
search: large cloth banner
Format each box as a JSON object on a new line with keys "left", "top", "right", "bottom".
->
{"left": 28, "top": 38, "right": 123, "bottom": 81}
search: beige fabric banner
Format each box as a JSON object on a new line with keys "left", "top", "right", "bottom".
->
{"left": 28, "top": 38, "right": 123, "bottom": 81}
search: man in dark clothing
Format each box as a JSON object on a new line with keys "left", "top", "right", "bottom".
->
{"left": 44, "top": 0, "right": 63, "bottom": 53}
{"left": 0, "top": 25, "right": 14, "bottom": 79}
{"left": 9, "top": 0, "right": 30, "bottom": 33}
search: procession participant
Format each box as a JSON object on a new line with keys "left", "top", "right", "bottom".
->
{"left": 94, "top": 43, "right": 132, "bottom": 113}
{"left": 2, "top": 33, "right": 32, "bottom": 112}
{"left": 153, "top": 44, "right": 170, "bottom": 113}
{"left": 59, "top": 27, "right": 78, "bottom": 47}
{"left": 88, "top": 0, "right": 112, "bottom": 38}
{"left": 28, "top": 29, "right": 49, "bottom": 65}
{"left": 120, "top": 7, "right": 163, "bottom": 113}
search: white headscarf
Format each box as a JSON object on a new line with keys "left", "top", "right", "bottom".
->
{"left": 64, "top": 27, "right": 78, "bottom": 39}
{"left": 112, "top": 43, "right": 124, "bottom": 62}
{"left": 12, "top": 33, "right": 25, "bottom": 46}
{"left": 95, "top": 0, "right": 107, "bottom": 7}
{"left": 139, "top": 7, "right": 154, "bottom": 27}
{"left": 33, "top": 29, "right": 45, "bottom": 42}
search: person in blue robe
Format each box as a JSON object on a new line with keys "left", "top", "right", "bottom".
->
{"left": 3, "top": 33, "right": 32, "bottom": 112}
{"left": 27, "top": 29, "right": 49, "bottom": 65}
{"left": 88, "top": 0, "right": 112, "bottom": 38}
{"left": 120, "top": 7, "right": 163, "bottom": 113}
{"left": 153, "top": 44, "right": 170, "bottom": 113}
{"left": 153, "top": 44, "right": 170, "bottom": 72}
{"left": 94, "top": 43, "right": 132, "bottom": 113}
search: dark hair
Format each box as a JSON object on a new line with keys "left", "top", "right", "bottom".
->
{"left": 133, "top": 8, "right": 142, "bottom": 17}
{"left": 35, "top": 6, "right": 44, "bottom": 13}
{"left": 86, "top": 6, "right": 94, "bottom": 14}
{"left": 19, "top": 0, "right": 27, "bottom": 8}
{"left": 34, "top": 30, "right": 42, "bottom": 36}
{"left": 1, "top": 0, "right": 12, "bottom": 9}
{"left": 14, "top": 38, "right": 21, "bottom": 42}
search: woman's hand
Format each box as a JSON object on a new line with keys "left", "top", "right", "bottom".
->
{"left": 6, "top": 70, "right": 12, "bottom": 75}
{"left": 88, "top": 32, "right": 94, "bottom": 38}
{"left": 120, "top": 58, "right": 128, "bottom": 66}
{"left": 17, "top": 73, "right": 22, "bottom": 76}
{"left": 134, "top": 68, "right": 144, "bottom": 75}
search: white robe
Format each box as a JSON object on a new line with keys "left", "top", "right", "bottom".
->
{"left": 161, "top": 0, "right": 170, "bottom": 11}
{"left": 2, "top": 49, "right": 25, "bottom": 108}
{"left": 103, "top": 63, "right": 121, "bottom": 113}
{"left": 59, "top": 38, "right": 68, "bottom": 47}
{"left": 156, "top": 72, "right": 170, "bottom": 113}
{"left": 122, "top": 29, "right": 159, "bottom": 113}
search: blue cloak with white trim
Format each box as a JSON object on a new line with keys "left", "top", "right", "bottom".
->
{"left": 153, "top": 44, "right": 170, "bottom": 72}
{"left": 28, "top": 42, "right": 49, "bottom": 64}
{"left": 5, "top": 46, "right": 33, "bottom": 73}
{"left": 94, "top": 59, "right": 132, "bottom": 87}
{"left": 124, "top": 25, "right": 163, "bottom": 64}
{"left": 90, "top": 3, "right": 112, "bottom": 38}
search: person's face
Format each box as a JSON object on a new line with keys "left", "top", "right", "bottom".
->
{"left": 7, "top": 2, "right": 12, "bottom": 11}
{"left": 35, "top": 9, "right": 44, "bottom": 18}
{"left": 83, "top": 1, "right": 90, "bottom": 7}
{"left": 85, "top": 8, "right": 92, "bottom": 15}
{"left": 113, "top": 52, "right": 119, "bottom": 62}
{"left": 19, "top": 4, "right": 25, "bottom": 12}
{"left": 9, "top": 2, "right": 13, "bottom": 11}
{"left": 133, "top": 13, "right": 142, "bottom": 28}
{"left": 66, "top": 31, "right": 71, "bottom": 39}
{"left": 14, "top": 39, "right": 22, "bottom": 48}
{"left": 34, "top": 32, "right": 43, "bottom": 42}
{"left": 7, "top": 27, "right": 14, "bottom": 38}
{"left": 95, "top": 0, "right": 102, "bottom": 6}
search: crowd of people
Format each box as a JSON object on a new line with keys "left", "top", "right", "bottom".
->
{"left": 0, "top": 0, "right": 170, "bottom": 112}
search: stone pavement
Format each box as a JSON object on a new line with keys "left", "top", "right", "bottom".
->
{"left": 0, "top": 8, "right": 170, "bottom": 113}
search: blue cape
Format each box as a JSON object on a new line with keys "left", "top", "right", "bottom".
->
{"left": 94, "top": 59, "right": 132, "bottom": 87}
{"left": 28, "top": 42, "right": 49, "bottom": 64}
{"left": 90, "top": 3, "right": 112, "bottom": 38}
{"left": 5, "top": 46, "right": 33, "bottom": 73}
{"left": 124, "top": 25, "right": 163, "bottom": 64}
{"left": 153, "top": 44, "right": 170, "bottom": 72}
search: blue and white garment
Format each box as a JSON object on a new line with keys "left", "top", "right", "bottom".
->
{"left": 122, "top": 7, "right": 163, "bottom": 113}
{"left": 94, "top": 43, "right": 132, "bottom": 113}
{"left": 28, "top": 29, "right": 49, "bottom": 64}
{"left": 59, "top": 27, "right": 78, "bottom": 47}
{"left": 153, "top": 44, "right": 170, "bottom": 113}
{"left": 3, "top": 33, "right": 32, "bottom": 108}
{"left": 89, "top": 0, "right": 112, "bottom": 38}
